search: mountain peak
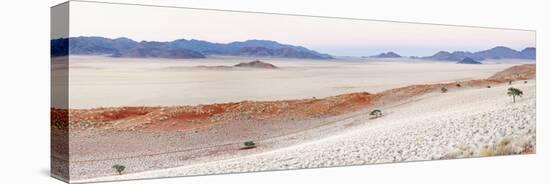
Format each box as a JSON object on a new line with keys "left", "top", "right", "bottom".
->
{"left": 371, "top": 51, "right": 401, "bottom": 58}
{"left": 519, "top": 47, "right": 536, "bottom": 59}
{"left": 522, "top": 47, "right": 536, "bottom": 50}
{"left": 457, "top": 57, "right": 482, "bottom": 64}
{"left": 487, "top": 46, "right": 516, "bottom": 52}
{"left": 243, "top": 39, "right": 279, "bottom": 43}
{"left": 113, "top": 37, "right": 133, "bottom": 41}
{"left": 435, "top": 51, "right": 451, "bottom": 55}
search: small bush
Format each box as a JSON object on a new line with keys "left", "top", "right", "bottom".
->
{"left": 369, "top": 109, "right": 382, "bottom": 118}
{"left": 112, "top": 164, "right": 125, "bottom": 175}
{"left": 487, "top": 85, "right": 491, "bottom": 88}
{"left": 242, "top": 141, "right": 257, "bottom": 149}
{"left": 441, "top": 87, "right": 448, "bottom": 93}
{"left": 456, "top": 83, "right": 461, "bottom": 87}
{"left": 524, "top": 81, "right": 528, "bottom": 84}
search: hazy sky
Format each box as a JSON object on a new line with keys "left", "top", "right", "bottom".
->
{"left": 68, "top": 1, "right": 535, "bottom": 57}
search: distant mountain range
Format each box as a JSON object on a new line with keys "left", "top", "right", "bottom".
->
{"left": 51, "top": 36, "right": 535, "bottom": 61}
{"left": 369, "top": 47, "right": 535, "bottom": 61}
{"left": 366, "top": 47, "right": 535, "bottom": 61}
{"left": 421, "top": 46, "right": 535, "bottom": 61}
{"left": 51, "top": 36, "right": 333, "bottom": 59}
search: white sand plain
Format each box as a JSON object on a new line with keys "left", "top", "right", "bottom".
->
{"left": 65, "top": 55, "right": 532, "bottom": 108}
{"left": 78, "top": 79, "right": 535, "bottom": 183}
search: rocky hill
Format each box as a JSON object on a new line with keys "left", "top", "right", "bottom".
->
{"left": 370, "top": 52, "right": 401, "bottom": 58}
{"left": 234, "top": 60, "right": 278, "bottom": 69}
{"left": 456, "top": 57, "right": 482, "bottom": 64}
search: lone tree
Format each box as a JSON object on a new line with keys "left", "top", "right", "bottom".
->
{"left": 112, "top": 164, "right": 125, "bottom": 175}
{"left": 507, "top": 87, "right": 523, "bottom": 103}
{"left": 370, "top": 109, "right": 382, "bottom": 118}
{"left": 441, "top": 87, "right": 448, "bottom": 93}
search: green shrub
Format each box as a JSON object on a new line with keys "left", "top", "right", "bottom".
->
{"left": 112, "top": 164, "right": 125, "bottom": 175}
{"left": 370, "top": 109, "right": 382, "bottom": 118}
{"left": 242, "top": 141, "right": 257, "bottom": 149}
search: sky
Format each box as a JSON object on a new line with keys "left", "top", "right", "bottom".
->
{"left": 67, "top": 1, "right": 536, "bottom": 57}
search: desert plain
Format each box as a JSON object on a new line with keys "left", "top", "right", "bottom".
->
{"left": 50, "top": 56, "right": 535, "bottom": 182}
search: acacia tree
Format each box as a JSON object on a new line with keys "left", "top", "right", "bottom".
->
{"left": 507, "top": 87, "right": 523, "bottom": 103}
{"left": 370, "top": 109, "right": 382, "bottom": 118}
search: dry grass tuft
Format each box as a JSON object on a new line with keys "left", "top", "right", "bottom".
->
{"left": 445, "top": 136, "right": 535, "bottom": 159}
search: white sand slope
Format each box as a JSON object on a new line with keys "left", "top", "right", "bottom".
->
{"left": 79, "top": 81, "right": 535, "bottom": 183}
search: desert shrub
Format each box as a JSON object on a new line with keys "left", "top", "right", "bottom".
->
{"left": 369, "top": 109, "right": 382, "bottom": 118}
{"left": 242, "top": 141, "right": 257, "bottom": 149}
{"left": 441, "top": 87, "right": 448, "bottom": 93}
{"left": 524, "top": 81, "right": 528, "bottom": 84}
{"left": 456, "top": 83, "right": 461, "bottom": 87}
{"left": 480, "top": 138, "right": 516, "bottom": 156}
{"left": 495, "top": 138, "right": 513, "bottom": 155}
{"left": 487, "top": 85, "right": 491, "bottom": 88}
{"left": 480, "top": 148, "right": 495, "bottom": 157}
{"left": 445, "top": 137, "right": 534, "bottom": 159}
{"left": 112, "top": 164, "right": 125, "bottom": 175}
